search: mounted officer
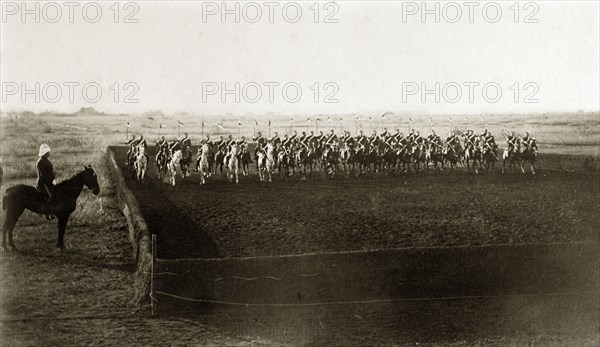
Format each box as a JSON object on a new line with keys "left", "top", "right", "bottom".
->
{"left": 226, "top": 134, "right": 236, "bottom": 149}
{"left": 464, "top": 130, "right": 477, "bottom": 148}
{"left": 506, "top": 131, "right": 518, "bottom": 152}
{"left": 299, "top": 131, "right": 307, "bottom": 145}
{"left": 427, "top": 130, "right": 442, "bottom": 152}
{"left": 381, "top": 128, "right": 389, "bottom": 140}
{"left": 180, "top": 132, "right": 192, "bottom": 148}
{"left": 253, "top": 131, "right": 266, "bottom": 150}
{"left": 521, "top": 132, "right": 537, "bottom": 154}
{"left": 314, "top": 131, "right": 325, "bottom": 145}
{"left": 282, "top": 134, "right": 293, "bottom": 148}
{"left": 289, "top": 130, "right": 298, "bottom": 143}
{"left": 356, "top": 130, "right": 369, "bottom": 149}
{"left": 214, "top": 136, "right": 226, "bottom": 152}
{"left": 155, "top": 135, "right": 169, "bottom": 161}
{"left": 325, "top": 129, "right": 338, "bottom": 146}
{"left": 36, "top": 144, "right": 56, "bottom": 220}
{"left": 271, "top": 132, "right": 281, "bottom": 146}
{"left": 125, "top": 134, "right": 137, "bottom": 164}
{"left": 391, "top": 129, "right": 401, "bottom": 143}
{"left": 169, "top": 136, "right": 182, "bottom": 155}
{"left": 238, "top": 136, "right": 248, "bottom": 148}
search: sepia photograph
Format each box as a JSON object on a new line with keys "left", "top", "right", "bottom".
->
{"left": 0, "top": 1, "right": 598, "bottom": 346}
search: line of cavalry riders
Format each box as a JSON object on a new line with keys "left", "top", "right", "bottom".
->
{"left": 125, "top": 127, "right": 539, "bottom": 183}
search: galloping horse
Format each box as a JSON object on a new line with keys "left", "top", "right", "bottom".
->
{"left": 127, "top": 148, "right": 137, "bottom": 178}
{"left": 481, "top": 145, "right": 498, "bottom": 172}
{"left": 136, "top": 146, "right": 148, "bottom": 181}
{"left": 257, "top": 149, "right": 267, "bottom": 182}
{"left": 197, "top": 143, "right": 211, "bottom": 185}
{"left": 340, "top": 145, "right": 353, "bottom": 174}
{"left": 180, "top": 145, "right": 193, "bottom": 178}
{"left": 2, "top": 165, "right": 100, "bottom": 251}
{"left": 464, "top": 145, "right": 482, "bottom": 174}
{"left": 168, "top": 150, "right": 183, "bottom": 186}
{"left": 214, "top": 149, "right": 226, "bottom": 176}
{"left": 426, "top": 145, "right": 444, "bottom": 172}
{"left": 442, "top": 146, "right": 460, "bottom": 171}
{"left": 502, "top": 147, "right": 519, "bottom": 173}
{"left": 396, "top": 145, "right": 412, "bottom": 173}
{"left": 155, "top": 149, "right": 168, "bottom": 180}
{"left": 228, "top": 143, "right": 240, "bottom": 183}
{"left": 240, "top": 145, "right": 252, "bottom": 176}
{"left": 264, "top": 143, "right": 275, "bottom": 182}
{"left": 277, "top": 147, "right": 292, "bottom": 176}
{"left": 411, "top": 143, "right": 427, "bottom": 173}
{"left": 519, "top": 140, "right": 537, "bottom": 174}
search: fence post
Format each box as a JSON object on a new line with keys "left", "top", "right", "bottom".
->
{"left": 151, "top": 234, "right": 156, "bottom": 315}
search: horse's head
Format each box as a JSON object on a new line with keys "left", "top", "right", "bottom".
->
{"left": 83, "top": 165, "right": 100, "bottom": 195}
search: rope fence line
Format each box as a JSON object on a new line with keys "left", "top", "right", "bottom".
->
{"left": 154, "top": 241, "right": 597, "bottom": 263}
{"left": 152, "top": 290, "right": 599, "bottom": 308}
{"left": 148, "top": 225, "right": 598, "bottom": 314}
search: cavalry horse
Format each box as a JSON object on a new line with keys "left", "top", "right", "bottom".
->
{"left": 136, "top": 146, "right": 148, "bottom": 181}
{"left": 2, "top": 165, "right": 100, "bottom": 251}
{"left": 227, "top": 143, "right": 240, "bottom": 183}
{"left": 180, "top": 145, "right": 193, "bottom": 178}
{"left": 481, "top": 144, "right": 498, "bottom": 173}
{"left": 168, "top": 150, "right": 183, "bottom": 186}
{"left": 464, "top": 144, "right": 482, "bottom": 174}
{"left": 155, "top": 149, "right": 168, "bottom": 180}
{"left": 323, "top": 145, "right": 340, "bottom": 178}
{"left": 127, "top": 148, "right": 137, "bottom": 178}
{"left": 265, "top": 144, "right": 276, "bottom": 182}
{"left": 396, "top": 145, "right": 412, "bottom": 173}
{"left": 502, "top": 147, "right": 519, "bottom": 173}
{"left": 257, "top": 149, "right": 267, "bottom": 182}
{"left": 425, "top": 145, "right": 444, "bottom": 172}
{"left": 197, "top": 143, "right": 211, "bottom": 185}
{"left": 296, "top": 145, "right": 313, "bottom": 178}
{"left": 340, "top": 145, "right": 353, "bottom": 174}
{"left": 519, "top": 140, "right": 537, "bottom": 174}
{"left": 411, "top": 143, "right": 427, "bottom": 173}
{"left": 442, "top": 146, "right": 460, "bottom": 171}
{"left": 277, "top": 146, "right": 293, "bottom": 177}
{"left": 240, "top": 144, "right": 252, "bottom": 176}
{"left": 257, "top": 144, "right": 275, "bottom": 182}
{"left": 214, "top": 149, "right": 226, "bottom": 176}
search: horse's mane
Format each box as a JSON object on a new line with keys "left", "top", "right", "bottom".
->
{"left": 55, "top": 169, "right": 87, "bottom": 188}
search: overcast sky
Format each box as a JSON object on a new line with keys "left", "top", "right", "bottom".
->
{"left": 1, "top": 1, "right": 598, "bottom": 116}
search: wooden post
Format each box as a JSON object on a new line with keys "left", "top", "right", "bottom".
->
{"left": 151, "top": 234, "right": 156, "bottom": 316}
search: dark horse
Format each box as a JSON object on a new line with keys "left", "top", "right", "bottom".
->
{"left": 2, "top": 166, "right": 100, "bottom": 251}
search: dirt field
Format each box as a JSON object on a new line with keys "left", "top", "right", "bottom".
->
{"left": 111, "top": 146, "right": 598, "bottom": 259}
{"left": 110, "top": 145, "right": 599, "bottom": 346}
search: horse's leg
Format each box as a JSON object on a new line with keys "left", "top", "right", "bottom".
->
{"left": 520, "top": 159, "right": 525, "bottom": 174}
{"left": 56, "top": 214, "right": 70, "bottom": 249}
{"left": 3, "top": 207, "right": 24, "bottom": 251}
